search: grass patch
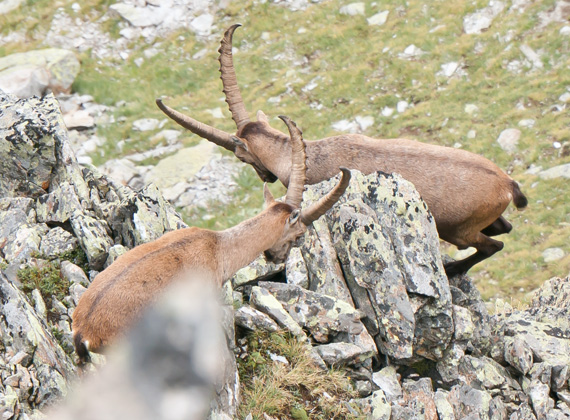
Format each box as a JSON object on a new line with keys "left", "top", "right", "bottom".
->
{"left": 237, "top": 329, "right": 361, "bottom": 419}
{"left": 17, "top": 247, "right": 88, "bottom": 317}
{"left": 19, "top": 261, "right": 70, "bottom": 311}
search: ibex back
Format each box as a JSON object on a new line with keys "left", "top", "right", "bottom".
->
{"left": 157, "top": 24, "right": 528, "bottom": 276}
{"left": 72, "top": 116, "right": 350, "bottom": 361}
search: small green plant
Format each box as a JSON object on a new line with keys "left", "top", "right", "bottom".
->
{"left": 237, "top": 329, "right": 361, "bottom": 419}
{"left": 18, "top": 261, "right": 70, "bottom": 305}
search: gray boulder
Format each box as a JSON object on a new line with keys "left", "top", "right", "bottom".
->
{"left": 302, "top": 170, "right": 453, "bottom": 363}
{"left": 0, "top": 49, "right": 80, "bottom": 97}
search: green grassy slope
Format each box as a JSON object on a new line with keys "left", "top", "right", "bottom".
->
{"left": 2, "top": 0, "right": 569, "bottom": 301}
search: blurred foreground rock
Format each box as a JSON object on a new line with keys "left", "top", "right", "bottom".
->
{"left": 45, "top": 276, "right": 236, "bottom": 420}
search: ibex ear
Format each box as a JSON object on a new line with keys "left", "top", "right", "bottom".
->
{"left": 256, "top": 110, "right": 270, "bottom": 124}
{"left": 288, "top": 209, "right": 301, "bottom": 224}
{"left": 231, "top": 135, "right": 248, "bottom": 151}
{"left": 263, "top": 183, "right": 275, "bottom": 208}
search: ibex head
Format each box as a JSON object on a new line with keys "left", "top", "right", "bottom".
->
{"left": 156, "top": 23, "right": 283, "bottom": 183}
{"left": 261, "top": 115, "right": 350, "bottom": 263}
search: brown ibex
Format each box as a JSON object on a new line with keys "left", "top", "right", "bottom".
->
{"left": 72, "top": 116, "right": 351, "bottom": 361}
{"left": 156, "top": 24, "right": 527, "bottom": 276}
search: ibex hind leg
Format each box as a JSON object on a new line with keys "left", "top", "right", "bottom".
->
{"left": 481, "top": 216, "right": 512, "bottom": 237}
{"left": 444, "top": 232, "right": 504, "bottom": 277}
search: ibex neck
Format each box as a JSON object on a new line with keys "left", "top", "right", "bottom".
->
{"left": 257, "top": 139, "right": 293, "bottom": 186}
{"left": 218, "top": 209, "right": 285, "bottom": 281}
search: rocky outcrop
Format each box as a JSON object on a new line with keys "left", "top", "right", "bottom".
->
{"left": 230, "top": 173, "right": 570, "bottom": 418}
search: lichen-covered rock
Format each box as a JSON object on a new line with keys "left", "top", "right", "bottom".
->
{"left": 302, "top": 170, "right": 453, "bottom": 363}
{"left": 401, "top": 378, "right": 438, "bottom": 420}
{"left": 434, "top": 389, "right": 454, "bottom": 420}
{"left": 249, "top": 286, "right": 307, "bottom": 341}
{"left": 447, "top": 384, "right": 492, "bottom": 419}
{"left": 300, "top": 217, "right": 354, "bottom": 305}
{"left": 38, "top": 227, "right": 78, "bottom": 257}
{"left": 355, "top": 389, "right": 391, "bottom": 420}
{"left": 504, "top": 336, "right": 534, "bottom": 375}
{"left": 314, "top": 342, "right": 375, "bottom": 367}
{"left": 258, "top": 281, "right": 366, "bottom": 344}
{"left": 0, "top": 96, "right": 57, "bottom": 198}
{"left": 235, "top": 306, "right": 280, "bottom": 333}
{"left": 231, "top": 255, "right": 284, "bottom": 288}
{"left": 372, "top": 366, "right": 403, "bottom": 401}
{"left": 285, "top": 246, "right": 308, "bottom": 289}
{"left": 0, "top": 272, "right": 75, "bottom": 411}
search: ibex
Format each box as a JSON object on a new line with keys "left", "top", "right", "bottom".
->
{"left": 156, "top": 24, "right": 528, "bottom": 276}
{"left": 72, "top": 116, "right": 351, "bottom": 361}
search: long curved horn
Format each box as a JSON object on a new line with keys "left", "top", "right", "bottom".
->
{"left": 156, "top": 99, "right": 236, "bottom": 152}
{"left": 300, "top": 168, "right": 351, "bottom": 225}
{"left": 278, "top": 115, "right": 306, "bottom": 208}
{"left": 218, "top": 24, "right": 250, "bottom": 131}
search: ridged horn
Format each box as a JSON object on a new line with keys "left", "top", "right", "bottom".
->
{"left": 300, "top": 168, "right": 351, "bottom": 225}
{"left": 278, "top": 115, "right": 306, "bottom": 208}
{"left": 156, "top": 99, "right": 236, "bottom": 152}
{"left": 218, "top": 24, "right": 250, "bottom": 131}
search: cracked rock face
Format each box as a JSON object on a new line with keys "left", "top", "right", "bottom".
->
{"left": 302, "top": 170, "right": 454, "bottom": 363}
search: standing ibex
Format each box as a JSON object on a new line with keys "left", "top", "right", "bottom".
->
{"left": 72, "top": 116, "right": 350, "bottom": 361}
{"left": 156, "top": 24, "right": 527, "bottom": 276}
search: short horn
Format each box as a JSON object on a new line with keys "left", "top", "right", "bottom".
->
{"left": 279, "top": 115, "right": 306, "bottom": 208}
{"left": 218, "top": 24, "right": 250, "bottom": 131}
{"left": 300, "top": 168, "right": 351, "bottom": 225}
{"left": 156, "top": 99, "right": 236, "bottom": 152}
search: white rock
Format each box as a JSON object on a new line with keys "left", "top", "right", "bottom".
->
{"left": 332, "top": 119, "right": 359, "bottom": 133}
{"left": 553, "top": 141, "right": 561, "bottom": 149}
{"left": 561, "top": 25, "right": 570, "bottom": 36}
{"left": 367, "top": 10, "right": 389, "bottom": 26}
{"left": 71, "top": 2, "right": 80, "bottom": 11}
{"left": 132, "top": 118, "right": 160, "bottom": 131}
{"left": 339, "top": 2, "right": 365, "bottom": 16}
{"left": 109, "top": 3, "right": 169, "bottom": 27}
{"left": 539, "top": 163, "right": 570, "bottom": 179}
{"left": 463, "top": 1, "right": 505, "bottom": 34}
{"left": 77, "top": 155, "right": 93, "bottom": 165}
{"left": 0, "top": 65, "right": 49, "bottom": 98}
{"left": 381, "top": 107, "right": 394, "bottom": 117}
{"left": 261, "top": 32, "right": 270, "bottom": 41}
{"left": 99, "top": 158, "right": 140, "bottom": 185}
{"left": 151, "top": 129, "right": 181, "bottom": 144}
{"left": 190, "top": 13, "right": 214, "bottom": 36}
{"left": 542, "top": 248, "right": 565, "bottom": 263}
{"left": 496, "top": 128, "right": 521, "bottom": 153}
{"left": 525, "top": 164, "right": 542, "bottom": 175}
{"left": 399, "top": 44, "right": 425, "bottom": 59}
{"left": 192, "top": 48, "right": 208, "bottom": 60}
{"left": 63, "top": 110, "right": 95, "bottom": 129}
{"left": 464, "top": 104, "right": 479, "bottom": 115}
{"left": 397, "top": 100, "right": 408, "bottom": 113}
{"left": 519, "top": 44, "right": 543, "bottom": 69}
{"left": 467, "top": 130, "right": 477, "bottom": 139}
{"left": 205, "top": 107, "right": 225, "bottom": 119}
{"left": 441, "top": 62, "right": 459, "bottom": 77}
{"left": 355, "top": 115, "right": 374, "bottom": 131}
{"left": 0, "top": 0, "right": 24, "bottom": 15}
{"left": 453, "top": 142, "right": 462, "bottom": 148}
{"left": 518, "top": 119, "right": 535, "bottom": 128}
{"left": 134, "top": 57, "right": 144, "bottom": 67}
{"left": 559, "top": 92, "right": 570, "bottom": 103}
